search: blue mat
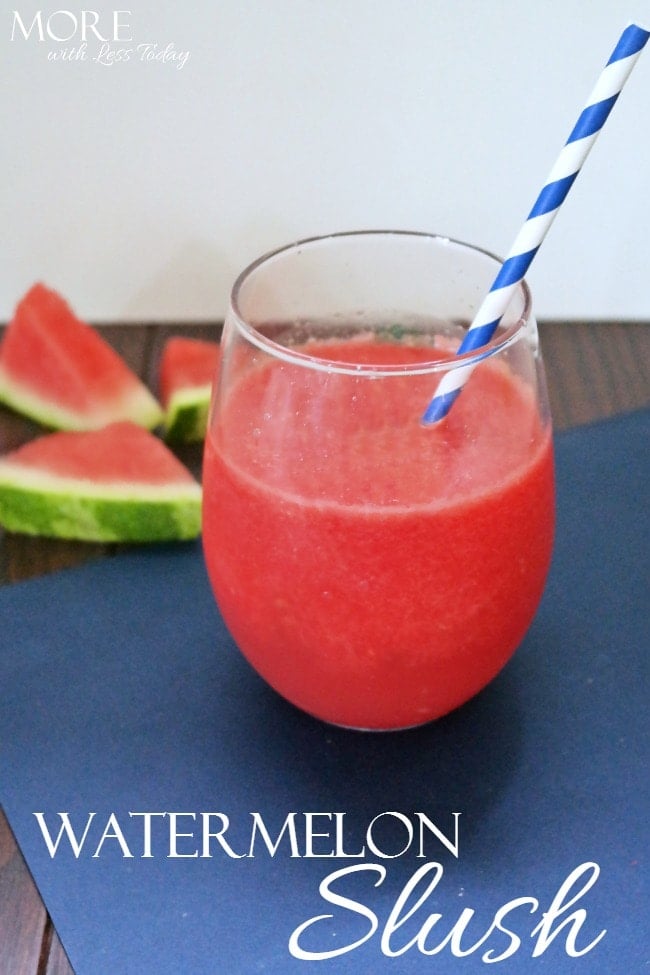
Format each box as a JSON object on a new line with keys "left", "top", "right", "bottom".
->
{"left": 1, "top": 409, "right": 648, "bottom": 973}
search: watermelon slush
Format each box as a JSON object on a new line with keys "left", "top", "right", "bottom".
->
{"left": 202, "top": 338, "right": 554, "bottom": 730}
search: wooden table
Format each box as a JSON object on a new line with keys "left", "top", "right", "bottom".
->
{"left": 0, "top": 321, "right": 648, "bottom": 974}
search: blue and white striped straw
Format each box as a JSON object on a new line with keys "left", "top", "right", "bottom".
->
{"left": 422, "top": 22, "right": 650, "bottom": 425}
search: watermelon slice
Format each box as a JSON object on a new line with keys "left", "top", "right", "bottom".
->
{"left": 159, "top": 336, "right": 220, "bottom": 442}
{"left": 0, "top": 283, "right": 163, "bottom": 431}
{"left": 0, "top": 422, "right": 201, "bottom": 542}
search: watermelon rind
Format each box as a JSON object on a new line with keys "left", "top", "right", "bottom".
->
{"left": 0, "top": 465, "right": 201, "bottom": 542}
{"left": 163, "top": 384, "right": 212, "bottom": 443}
{"left": 0, "top": 363, "right": 164, "bottom": 432}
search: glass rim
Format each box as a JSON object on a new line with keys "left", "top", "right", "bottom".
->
{"left": 229, "top": 229, "right": 533, "bottom": 377}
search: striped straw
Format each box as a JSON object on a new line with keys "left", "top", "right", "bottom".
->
{"left": 422, "top": 22, "right": 650, "bottom": 425}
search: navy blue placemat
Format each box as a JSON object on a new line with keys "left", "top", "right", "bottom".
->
{"left": 1, "top": 409, "right": 648, "bottom": 973}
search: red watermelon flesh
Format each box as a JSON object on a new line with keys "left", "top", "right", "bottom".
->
{"left": 3, "top": 422, "right": 197, "bottom": 485}
{"left": 0, "top": 283, "right": 163, "bottom": 431}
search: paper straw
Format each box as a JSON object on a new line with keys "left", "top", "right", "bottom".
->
{"left": 422, "top": 22, "right": 650, "bottom": 425}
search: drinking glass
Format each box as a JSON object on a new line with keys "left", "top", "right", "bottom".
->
{"left": 202, "top": 231, "right": 554, "bottom": 730}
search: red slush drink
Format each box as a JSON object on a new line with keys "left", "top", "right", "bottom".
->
{"left": 202, "top": 337, "right": 554, "bottom": 729}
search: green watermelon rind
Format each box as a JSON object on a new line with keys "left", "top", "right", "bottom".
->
{"left": 163, "top": 384, "right": 212, "bottom": 443}
{"left": 0, "top": 467, "right": 202, "bottom": 542}
{"left": 0, "top": 363, "right": 164, "bottom": 432}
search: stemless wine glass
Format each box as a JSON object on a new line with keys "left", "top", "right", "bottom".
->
{"left": 202, "top": 231, "right": 555, "bottom": 730}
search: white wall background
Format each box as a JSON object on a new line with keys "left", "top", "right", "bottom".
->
{"left": 2, "top": 0, "right": 650, "bottom": 322}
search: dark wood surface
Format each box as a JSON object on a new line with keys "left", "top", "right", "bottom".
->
{"left": 0, "top": 320, "right": 648, "bottom": 974}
